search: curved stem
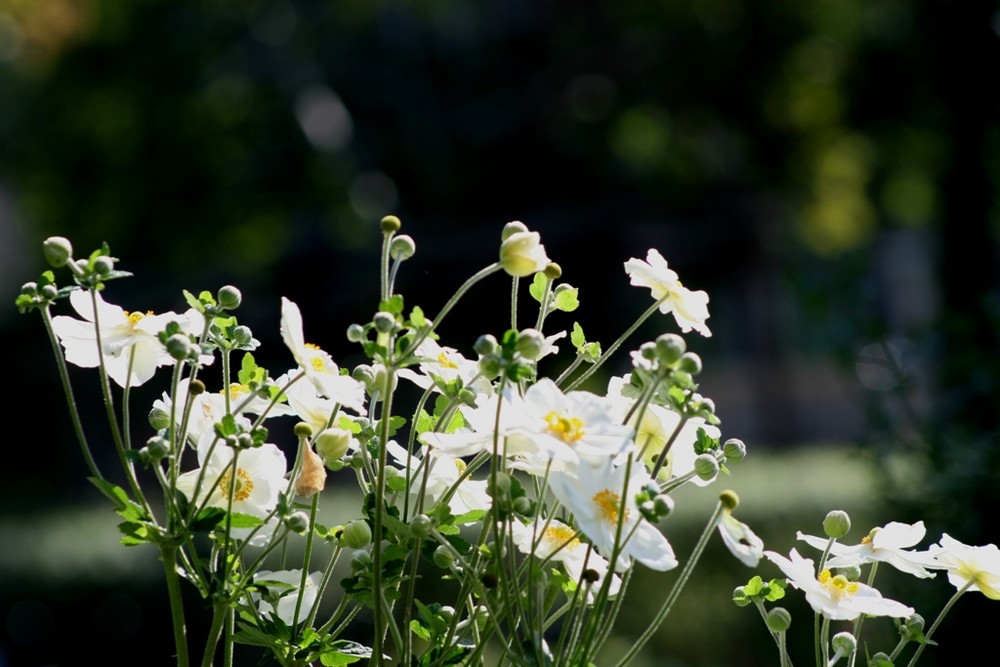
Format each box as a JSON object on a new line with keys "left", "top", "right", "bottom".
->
{"left": 903, "top": 582, "right": 972, "bottom": 667}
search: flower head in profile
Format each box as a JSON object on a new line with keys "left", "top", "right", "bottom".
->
{"left": 932, "top": 534, "right": 1000, "bottom": 599}
{"left": 624, "top": 249, "right": 711, "bottom": 337}
{"left": 280, "top": 297, "right": 365, "bottom": 412}
{"left": 500, "top": 226, "right": 550, "bottom": 278}
{"left": 718, "top": 510, "right": 764, "bottom": 567}
{"left": 251, "top": 569, "right": 323, "bottom": 626}
{"left": 798, "top": 520, "right": 942, "bottom": 579}
{"left": 764, "top": 548, "right": 914, "bottom": 621}
{"left": 51, "top": 289, "right": 207, "bottom": 387}
{"left": 548, "top": 457, "right": 678, "bottom": 572}
{"left": 511, "top": 517, "right": 621, "bottom": 601}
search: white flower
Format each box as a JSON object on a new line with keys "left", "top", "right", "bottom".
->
{"left": 51, "top": 290, "right": 208, "bottom": 387}
{"left": 718, "top": 511, "right": 764, "bottom": 567}
{"left": 797, "top": 520, "right": 942, "bottom": 579}
{"left": 764, "top": 548, "right": 915, "bottom": 621}
{"left": 500, "top": 229, "right": 550, "bottom": 278}
{"left": 396, "top": 337, "right": 493, "bottom": 400}
{"left": 624, "top": 249, "right": 711, "bottom": 337}
{"left": 176, "top": 434, "right": 288, "bottom": 518}
{"left": 547, "top": 457, "right": 678, "bottom": 572}
{"left": 387, "top": 441, "right": 490, "bottom": 520}
{"left": 251, "top": 569, "right": 323, "bottom": 625}
{"left": 932, "top": 534, "right": 1000, "bottom": 599}
{"left": 279, "top": 297, "right": 366, "bottom": 412}
{"left": 511, "top": 517, "right": 621, "bottom": 601}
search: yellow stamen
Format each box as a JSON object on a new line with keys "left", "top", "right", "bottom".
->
{"left": 544, "top": 411, "right": 585, "bottom": 443}
{"left": 818, "top": 569, "right": 859, "bottom": 599}
{"left": 593, "top": 489, "right": 628, "bottom": 524}
{"left": 125, "top": 310, "right": 154, "bottom": 326}
{"left": 224, "top": 383, "right": 247, "bottom": 401}
{"left": 544, "top": 525, "right": 581, "bottom": 551}
{"left": 220, "top": 467, "right": 254, "bottom": 502}
{"left": 453, "top": 459, "right": 467, "bottom": 474}
{"left": 437, "top": 352, "right": 459, "bottom": 369}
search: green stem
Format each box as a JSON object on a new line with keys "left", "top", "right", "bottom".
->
{"left": 162, "top": 545, "right": 191, "bottom": 667}
{"left": 903, "top": 582, "right": 972, "bottom": 667}
{"left": 200, "top": 601, "right": 228, "bottom": 667}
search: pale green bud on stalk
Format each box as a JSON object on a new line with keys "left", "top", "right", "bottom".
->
{"left": 722, "top": 438, "right": 746, "bottom": 462}
{"left": 544, "top": 262, "right": 562, "bottom": 279}
{"left": 410, "top": 514, "right": 433, "bottom": 539}
{"left": 653, "top": 494, "right": 674, "bottom": 517}
{"left": 719, "top": 490, "right": 740, "bottom": 511}
{"left": 823, "top": 510, "right": 852, "bottom": 539}
{"left": 342, "top": 520, "right": 372, "bottom": 548}
{"left": 678, "top": 352, "right": 702, "bottom": 375}
{"left": 40, "top": 284, "right": 58, "bottom": 300}
{"left": 232, "top": 325, "right": 253, "bottom": 346}
{"left": 349, "top": 449, "right": 366, "bottom": 470}
{"left": 373, "top": 311, "right": 396, "bottom": 333}
{"left": 346, "top": 323, "right": 366, "bottom": 342}
{"left": 189, "top": 379, "right": 206, "bottom": 395}
{"left": 217, "top": 285, "right": 242, "bottom": 310}
{"left": 655, "top": 333, "right": 686, "bottom": 365}
{"left": 765, "top": 607, "right": 792, "bottom": 633}
{"left": 351, "top": 549, "right": 371, "bottom": 571}
{"left": 473, "top": 334, "right": 498, "bottom": 356}
{"left": 92, "top": 255, "right": 115, "bottom": 276}
{"left": 902, "top": 613, "right": 925, "bottom": 639}
{"left": 500, "top": 230, "right": 550, "bottom": 278}
{"left": 489, "top": 472, "right": 511, "bottom": 497}
{"left": 389, "top": 234, "right": 416, "bottom": 261}
{"left": 315, "top": 428, "right": 352, "bottom": 462}
{"left": 165, "top": 333, "right": 195, "bottom": 361}
{"left": 478, "top": 355, "right": 502, "bottom": 379}
{"left": 286, "top": 511, "right": 310, "bottom": 534}
{"left": 694, "top": 453, "right": 719, "bottom": 481}
{"left": 43, "top": 236, "right": 73, "bottom": 268}
{"left": 148, "top": 407, "right": 171, "bottom": 431}
{"left": 236, "top": 433, "right": 254, "bottom": 449}
{"left": 869, "top": 652, "right": 893, "bottom": 667}
{"left": 433, "top": 545, "right": 455, "bottom": 569}
{"left": 840, "top": 565, "right": 862, "bottom": 581}
{"left": 20, "top": 282, "right": 37, "bottom": 296}
{"left": 293, "top": 422, "right": 313, "bottom": 438}
{"left": 380, "top": 215, "right": 401, "bottom": 233}
{"left": 512, "top": 497, "right": 533, "bottom": 515}
{"left": 639, "top": 342, "right": 657, "bottom": 361}
{"left": 501, "top": 220, "right": 529, "bottom": 241}
{"left": 145, "top": 435, "right": 170, "bottom": 460}
{"left": 515, "top": 328, "right": 546, "bottom": 360}
{"left": 831, "top": 632, "right": 857, "bottom": 656}
{"left": 732, "top": 585, "right": 751, "bottom": 607}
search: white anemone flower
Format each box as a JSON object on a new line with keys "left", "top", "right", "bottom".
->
{"left": 511, "top": 517, "right": 621, "bottom": 601}
{"left": 386, "top": 441, "right": 490, "bottom": 520}
{"left": 718, "top": 511, "right": 765, "bottom": 567}
{"left": 764, "top": 548, "right": 915, "bottom": 621}
{"left": 396, "top": 337, "right": 493, "bottom": 400}
{"left": 251, "top": 569, "right": 323, "bottom": 626}
{"left": 797, "top": 520, "right": 942, "bottom": 579}
{"left": 624, "top": 249, "right": 711, "bottom": 337}
{"left": 500, "top": 229, "right": 550, "bottom": 278}
{"left": 51, "top": 289, "right": 208, "bottom": 387}
{"left": 419, "top": 388, "right": 531, "bottom": 459}
{"left": 547, "top": 457, "right": 678, "bottom": 572}
{"left": 932, "top": 534, "right": 1000, "bottom": 599}
{"left": 280, "top": 297, "right": 365, "bottom": 412}
{"left": 176, "top": 432, "right": 288, "bottom": 519}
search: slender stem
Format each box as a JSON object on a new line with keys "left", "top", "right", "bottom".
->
{"left": 613, "top": 499, "right": 727, "bottom": 667}
{"left": 200, "top": 601, "right": 228, "bottom": 667}
{"left": 372, "top": 366, "right": 398, "bottom": 665}
{"left": 162, "top": 545, "right": 190, "bottom": 667}
{"left": 511, "top": 274, "right": 519, "bottom": 330}
{"left": 903, "top": 582, "right": 972, "bottom": 667}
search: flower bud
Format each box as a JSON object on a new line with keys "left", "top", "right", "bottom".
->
{"left": 389, "top": 234, "right": 416, "bottom": 261}
{"left": 655, "top": 333, "right": 686, "bottom": 364}
{"left": 92, "top": 255, "right": 115, "bottom": 276}
{"left": 903, "top": 613, "right": 925, "bottom": 636}
{"left": 678, "top": 352, "right": 702, "bottom": 375}
{"left": 823, "top": 510, "right": 852, "bottom": 539}
{"left": 346, "top": 323, "right": 366, "bottom": 343}
{"left": 217, "top": 285, "right": 242, "bottom": 310}
{"left": 511, "top": 496, "right": 534, "bottom": 515}
{"left": 189, "top": 379, "right": 206, "bottom": 395}
{"left": 869, "top": 652, "right": 892, "bottom": 667}
{"left": 43, "top": 236, "right": 73, "bottom": 268}
{"left": 543, "top": 262, "right": 562, "bottom": 279}
{"left": 433, "top": 545, "right": 455, "bottom": 569}
{"left": 515, "top": 328, "right": 546, "bottom": 361}
{"left": 732, "top": 585, "right": 751, "bottom": 607}
{"left": 165, "top": 333, "right": 195, "bottom": 361}
{"left": 694, "top": 453, "right": 720, "bottom": 481}
{"left": 145, "top": 435, "right": 170, "bottom": 460}
{"left": 639, "top": 342, "right": 657, "bottom": 360}
{"left": 294, "top": 441, "right": 327, "bottom": 497}
{"left": 293, "top": 422, "right": 313, "bottom": 438}
{"left": 20, "top": 282, "right": 38, "bottom": 296}
{"left": 236, "top": 432, "right": 254, "bottom": 449}
{"left": 351, "top": 549, "right": 371, "bottom": 570}
{"left": 831, "top": 632, "right": 856, "bottom": 656}
{"left": 478, "top": 355, "right": 502, "bottom": 379}
{"left": 315, "top": 428, "right": 352, "bottom": 462}
{"left": 373, "top": 311, "right": 396, "bottom": 333}
{"left": 653, "top": 494, "right": 674, "bottom": 517}
{"left": 40, "top": 284, "right": 58, "bottom": 300}
{"left": 719, "top": 489, "right": 739, "bottom": 511}
{"left": 409, "top": 514, "right": 433, "bottom": 539}
{"left": 148, "top": 406, "right": 171, "bottom": 431}
{"left": 286, "top": 511, "right": 310, "bottom": 534}
{"left": 765, "top": 607, "right": 792, "bottom": 633}
{"left": 473, "top": 334, "right": 498, "bottom": 356}
{"left": 342, "top": 520, "right": 372, "bottom": 549}
{"left": 500, "top": 230, "right": 550, "bottom": 278}
{"left": 232, "top": 325, "right": 254, "bottom": 346}
{"left": 380, "top": 215, "right": 401, "bottom": 233}
{"left": 722, "top": 438, "right": 746, "bottom": 462}
{"left": 501, "top": 220, "right": 529, "bottom": 241}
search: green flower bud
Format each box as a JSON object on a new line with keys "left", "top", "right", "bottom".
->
{"left": 765, "top": 607, "right": 792, "bottom": 633}
{"left": 543, "top": 262, "right": 562, "bottom": 279}
{"left": 315, "top": 428, "right": 352, "bottom": 462}
{"left": 145, "top": 435, "right": 170, "bottom": 460}
{"left": 655, "top": 333, "right": 686, "bottom": 364}
{"left": 189, "top": 379, "right": 206, "bottom": 395}
{"left": 478, "top": 355, "right": 502, "bottom": 379}
{"left": 515, "top": 328, "right": 546, "bottom": 361}
{"left": 293, "top": 422, "right": 313, "bottom": 438}
{"left": 831, "top": 632, "right": 856, "bottom": 656}
{"left": 433, "top": 545, "right": 455, "bottom": 569}
{"left": 653, "top": 494, "right": 674, "bottom": 517}
{"left": 40, "top": 284, "right": 58, "bottom": 300}
{"left": 694, "top": 453, "right": 719, "bottom": 481}
{"left": 346, "top": 323, "right": 366, "bottom": 343}
{"left": 373, "top": 311, "right": 396, "bottom": 333}
{"left": 232, "top": 325, "right": 253, "bottom": 346}
{"left": 488, "top": 472, "right": 511, "bottom": 497}
{"left": 823, "top": 510, "right": 852, "bottom": 539}
{"left": 380, "top": 215, "right": 401, "bottom": 233}
{"left": 43, "top": 236, "right": 73, "bottom": 268}
{"left": 236, "top": 432, "right": 255, "bottom": 449}
{"left": 639, "top": 342, "right": 657, "bottom": 360}
{"left": 20, "top": 282, "right": 38, "bottom": 296}
{"left": 678, "top": 352, "right": 702, "bottom": 375}
{"left": 500, "top": 230, "right": 549, "bottom": 278}
{"left": 92, "top": 255, "right": 115, "bottom": 276}
{"left": 722, "top": 438, "right": 746, "bottom": 462}
{"left": 732, "top": 585, "right": 751, "bottom": 607}
{"left": 868, "top": 652, "right": 893, "bottom": 667}
{"left": 349, "top": 448, "right": 367, "bottom": 469}
{"left": 342, "top": 519, "right": 372, "bottom": 549}
{"left": 904, "top": 613, "right": 925, "bottom": 635}
{"left": 351, "top": 549, "right": 371, "bottom": 571}
{"left": 148, "top": 406, "right": 171, "bottom": 431}
{"left": 389, "top": 234, "right": 416, "bottom": 261}
{"left": 840, "top": 564, "right": 862, "bottom": 581}
{"left": 409, "top": 514, "right": 433, "bottom": 539}
{"left": 217, "top": 285, "right": 242, "bottom": 310}
{"left": 165, "top": 333, "right": 194, "bottom": 361}
{"left": 473, "top": 334, "right": 498, "bottom": 356}
{"left": 511, "top": 496, "right": 534, "bottom": 516}
{"left": 286, "top": 511, "right": 310, "bottom": 534}
{"left": 719, "top": 490, "right": 740, "bottom": 511}
{"left": 501, "top": 220, "right": 529, "bottom": 241}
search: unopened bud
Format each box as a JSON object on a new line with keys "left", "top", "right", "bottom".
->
{"left": 655, "top": 333, "right": 686, "bottom": 364}
{"left": 433, "top": 545, "right": 455, "bottom": 569}
{"left": 217, "top": 285, "right": 242, "bottom": 310}
{"left": 232, "top": 325, "right": 253, "bottom": 346}
{"left": 380, "top": 215, "right": 401, "bottom": 233}
{"left": 678, "top": 352, "right": 702, "bottom": 375}
{"left": 823, "top": 510, "right": 852, "bottom": 539}
{"left": 515, "top": 328, "right": 546, "bottom": 361}
{"left": 389, "top": 234, "right": 416, "bottom": 261}
{"left": 165, "top": 333, "right": 195, "bottom": 361}
{"left": 543, "top": 263, "right": 562, "bottom": 279}
{"left": 831, "top": 632, "right": 856, "bottom": 656}
{"left": 92, "top": 255, "right": 114, "bottom": 276}
{"left": 694, "top": 453, "right": 719, "bottom": 481}
{"left": 315, "top": 428, "right": 352, "bottom": 462}
{"left": 501, "top": 220, "right": 529, "bottom": 241}
{"left": 42, "top": 236, "right": 73, "bottom": 268}
{"left": 148, "top": 407, "right": 171, "bottom": 431}
{"left": 722, "top": 438, "right": 746, "bottom": 462}
{"left": 473, "top": 334, "right": 498, "bottom": 356}
{"left": 286, "top": 511, "right": 310, "bottom": 533}
{"left": 732, "top": 585, "right": 751, "bottom": 607}
{"left": 766, "top": 607, "right": 792, "bottom": 633}
{"left": 653, "top": 494, "right": 674, "bottom": 517}
{"left": 342, "top": 519, "right": 372, "bottom": 549}
{"left": 410, "top": 514, "right": 433, "bottom": 539}
{"left": 373, "top": 311, "right": 396, "bottom": 333}
{"left": 145, "top": 435, "right": 170, "bottom": 460}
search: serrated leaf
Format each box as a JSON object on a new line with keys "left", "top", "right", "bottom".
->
{"left": 528, "top": 272, "right": 548, "bottom": 303}
{"left": 409, "top": 619, "right": 432, "bottom": 642}
{"left": 571, "top": 322, "right": 586, "bottom": 348}
{"left": 553, "top": 287, "right": 579, "bottom": 312}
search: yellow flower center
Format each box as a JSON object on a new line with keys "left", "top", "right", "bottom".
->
{"left": 453, "top": 459, "right": 467, "bottom": 474}
{"left": 818, "top": 569, "right": 859, "bottom": 599}
{"left": 545, "top": 411, "right": 585, "bottom": 443}
{"left": 220, "top": 467, "right": 254, "bottom": 502}
{"left": 304, "top": 343, "right": 329, "bottom": 373}
{"left": 544, "top": 525, "right": 582, "bottom": 551}
{"left": 125, "top": 310, "right": 154, "bottom": 326}
{"left": 437, "top": 352, "right": 459, "bottom": 369}
{"left": 593, "top": 489, "right": 628, "bottom": 525}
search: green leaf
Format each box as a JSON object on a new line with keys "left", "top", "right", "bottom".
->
{"left": 528, "top": 272, "right": 548, "bottom": 303}
{"left": 190, "top": 507, "right": 227, "bottom": 532}
{"left": 409, "top": 619, "right": 431, "bottom": 642}
{"left": 553, "top": 287, "right": 579, "bottom": 312}
{"left": 571, "top": 322, "right": 586, "bottom": 349}
{"left": 379, "top": 294, "right": 405, "bottom": 315}
{"left": 410, "top": 305, "right": 427, "bottom": 328}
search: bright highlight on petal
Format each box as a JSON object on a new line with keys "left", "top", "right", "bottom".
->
{"left": 624, "top": 249, "right": 711, "bottom": 337}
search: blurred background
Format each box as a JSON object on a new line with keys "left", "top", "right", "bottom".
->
{"left": 1, "top": 1, "right": 998, "bottom": 665}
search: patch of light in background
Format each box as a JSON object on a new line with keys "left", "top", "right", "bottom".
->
{"left": 295, "top": 84, "right": 354, "bottom": 153}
